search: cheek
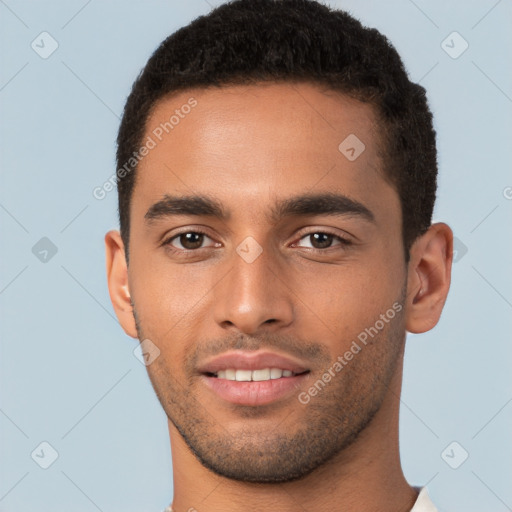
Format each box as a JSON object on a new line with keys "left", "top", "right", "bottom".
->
{"left": 129, "top": 255, "right": 221, "bottom": 340}
{"left": 288, "top": 255, "right": 403, "bottom": 343}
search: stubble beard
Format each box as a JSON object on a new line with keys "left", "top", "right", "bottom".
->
{"left": 132, "top": 289, "right": 406, "bottom": 483}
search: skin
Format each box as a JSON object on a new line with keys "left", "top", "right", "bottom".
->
{"left": 105, "top": 82, "right": 453, "bottom": 512}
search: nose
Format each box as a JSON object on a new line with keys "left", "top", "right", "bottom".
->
{"left": 212, "top": 242, "right": 294, "bottom": 335}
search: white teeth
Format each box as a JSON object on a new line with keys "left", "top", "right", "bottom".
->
{"left": 214, "top": 368, "right": 299, "bottom": 381}
{"left": 270, "top": 368, "right": 283, "bottom": 379}
{"left": 225, "top": 369, "right": 236, "bottom": 380}
{"left": 252, "top": 368, "right": 271, "bottom": 381}
{"left": 235, "top": 369, "right": 252, "bottom": 381}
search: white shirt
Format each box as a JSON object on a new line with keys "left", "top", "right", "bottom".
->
{"left": 410, "top": 487, "right": 438, "bottom": 511}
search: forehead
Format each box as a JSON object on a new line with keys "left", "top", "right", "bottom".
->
{"left": 132, "top": 82, "right": 397, "bottom": 226}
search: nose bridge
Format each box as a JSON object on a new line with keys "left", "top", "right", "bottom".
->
{"left": 212, "top": 236, "right": 293, "bottom": 333}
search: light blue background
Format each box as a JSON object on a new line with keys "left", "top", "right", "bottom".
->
{"left": 1, "top": 1, "right": 511, "bottom": 511}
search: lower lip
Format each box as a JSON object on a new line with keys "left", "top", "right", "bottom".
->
{"left": 201, "top": 374, "right": 309, "bottom": 406}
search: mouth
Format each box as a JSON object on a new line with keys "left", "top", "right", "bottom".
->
{"left": 205, "top": 368, "right": 309, "bottom": 381}
{"left": 197, "top": 351, "right": 311, "bottom": 406}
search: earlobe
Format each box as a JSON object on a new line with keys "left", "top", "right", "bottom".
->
{"left": 105, "top": 230, "right": 138, "bottom": 339}
{"left": 405, "top": 222, "right": 453, "bottom": 334}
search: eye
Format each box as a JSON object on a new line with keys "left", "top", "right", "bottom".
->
{"left": 294, "top": 231, "right": 352, "bottom": 250}
{"left": 161, "top": 229, "right": 352, "bottom": 255}
{"left": 163, "top": 230, "right": 218, "bottom": 251}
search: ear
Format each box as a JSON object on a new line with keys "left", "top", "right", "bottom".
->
{"left": 405, "top": 222, "right": 453, "bottom": 334}
{"left": 105, "top": 230, "right": 138, "bottom": 339}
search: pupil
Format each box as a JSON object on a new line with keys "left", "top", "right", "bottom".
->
{"left": 181, "top": 232, "right": 203, "bottom": 249}
{"left": 311, "top": 233, "right": 332, "bottom": 249}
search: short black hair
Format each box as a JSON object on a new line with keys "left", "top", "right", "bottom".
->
{"left": 116, "top": 0, "right": 437, "bottom": 263}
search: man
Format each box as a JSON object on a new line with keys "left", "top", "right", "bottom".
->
{"left": 105, "top": 0, "right": 453, "bottom": 510}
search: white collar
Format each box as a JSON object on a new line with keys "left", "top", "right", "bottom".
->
{"left": 410, "top": 487, "right": 438, "bottom": 512}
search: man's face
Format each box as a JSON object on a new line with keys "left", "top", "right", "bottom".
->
{"left": 127, "top": 82, "right": 408, "bottom": 482}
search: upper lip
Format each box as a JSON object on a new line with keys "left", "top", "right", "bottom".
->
{"left": 197, "top": 350, "right": 310, "bottom": 375}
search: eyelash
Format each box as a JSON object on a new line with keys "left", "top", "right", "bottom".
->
{"left": 161, "top": 228, "right": 352, "bottom": 255}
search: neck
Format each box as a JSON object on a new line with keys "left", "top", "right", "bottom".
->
{"left": 168, "top": 355, "right": 417, "bottom": 512}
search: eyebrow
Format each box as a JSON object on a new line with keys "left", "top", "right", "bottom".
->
{"left": 144, "top": 192, "right": 375, "bottom": 225}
